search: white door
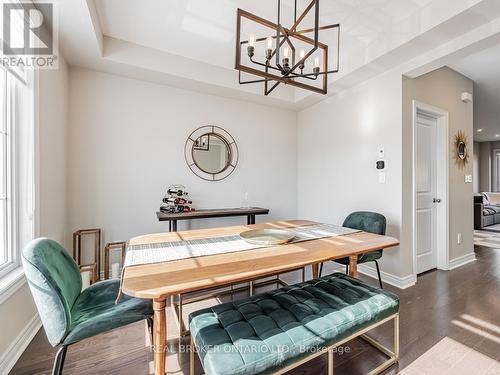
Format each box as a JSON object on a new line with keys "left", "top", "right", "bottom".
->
{"left": 415, "top": 111, "right": 439, "bottom": 273}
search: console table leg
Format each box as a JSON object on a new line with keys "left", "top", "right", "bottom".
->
{"left": 172, "top": 220, "right": 178, "bottom": 232}
{"left": 169, "top": 221, "right": 172, "bottom": 232}
{"left": 247, "top": 215, "right": 255, "bottom": 225}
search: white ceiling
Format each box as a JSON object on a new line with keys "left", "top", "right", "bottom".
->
{"left": 95, "top": 0, "right": 433, "bottom": 71}
{"left": 450, "top": 43, "right": 500, "bottom": 142}
{"left": 38, "top": 0, "right": 500, "bottom": 110}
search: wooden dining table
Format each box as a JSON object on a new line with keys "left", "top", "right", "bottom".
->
{"left": 121, "top": 220, "right": 400, "bottom": 375}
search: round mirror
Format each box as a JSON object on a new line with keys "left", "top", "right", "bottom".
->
{"left": 458, "top": 141, "right": 466, "bottom": 160}
{"left": 185, "top": 126, "right": 238, "bottom": 181}
{"left": 192, "top": 133, "right": 231, "bottom": 174}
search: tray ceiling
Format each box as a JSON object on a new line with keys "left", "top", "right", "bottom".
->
{"left": 95, "top": 0, "right": 434, "bottom": 71}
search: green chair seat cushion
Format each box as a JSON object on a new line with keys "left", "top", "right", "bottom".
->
{"left": 333, "top": 250, "right": 383, "bottom": 265}
{"left": 189, "top": 273, "right": 399, "bottom": 375}
{"left": 63, "top": 279, "right": 153, "bottom": 345}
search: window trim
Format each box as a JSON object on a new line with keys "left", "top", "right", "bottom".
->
{"left": 0, "top": 65, "right": 36, "bottom": 298}
{"left": 0, "top": 69, "right": 18, "bottom": 278}
{"left": 0, "top": 266, "right": 25, "bottom": 304}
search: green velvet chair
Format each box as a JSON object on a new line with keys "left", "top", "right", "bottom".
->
{"left": 21, "top": 238, "right": 153, "bottom": 375}
{"left": 319, "top": 211, "right": 387, "bottom": 288}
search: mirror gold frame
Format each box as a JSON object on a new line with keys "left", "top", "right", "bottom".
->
{"left": 184, "top": 126, "right": 239, "bottom": 181}
{"left": 454, "top": 130, "right": 469, "bottom": 169}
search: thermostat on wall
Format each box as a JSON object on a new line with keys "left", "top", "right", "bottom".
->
{"left": 376, "top": 160, "right": 386, "bottom": 170}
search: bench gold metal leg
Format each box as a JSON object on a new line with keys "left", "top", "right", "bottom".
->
{"left": 190, "top": 336, "right": 195, "bottom": 375}
{"left": 178, "top": 294, "right": 185, "bottom": 333}
{"left": 328, "top": 347, "right": 334, "bottom": 375}
{"left": 394, "top": 313, "right": 400, "bottom": 360}
{"left": 262, "top": 314, "right": 399, "bottom": 375}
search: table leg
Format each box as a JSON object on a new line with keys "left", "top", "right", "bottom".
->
{"left": 247, "top": 215, "right": 255, "bottom": 225}
{"left": 349, "top": 255, "right": 358, "bottom": 277}
{"left": 169, "top": 221, "right": 172, "bottom": 232}
{"left": 172, "top": 220, "right": 178, "bottom": 232}
{"left": 153, "top": 299, "right": 167, "bottom": 375}
{"left": 311, "top": 263, "right": 320, "bottom": 279}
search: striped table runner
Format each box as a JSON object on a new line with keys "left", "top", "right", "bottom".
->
{"left": 124, "top": 223, "right": 359, "bottom": 268}
{"left": 116, "top": 223, "right": 359, "bottom": 302}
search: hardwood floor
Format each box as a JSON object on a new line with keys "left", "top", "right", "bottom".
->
{"left": 10, "top": 246, "right": 500, "bottom": 375}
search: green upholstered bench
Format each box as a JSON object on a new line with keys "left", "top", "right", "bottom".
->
{"left": 189, "top": 273, "right": 399, "bottom": 375}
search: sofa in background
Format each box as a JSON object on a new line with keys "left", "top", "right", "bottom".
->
{"left": 474, "top": 192, "right": 500, "bottom": 229}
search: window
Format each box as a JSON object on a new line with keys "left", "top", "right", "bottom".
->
{"left": 0, "top": 68, "right": 12, "bottom": 273}
{"left": 0, "top": 64, "right": 35, "bottom": 280}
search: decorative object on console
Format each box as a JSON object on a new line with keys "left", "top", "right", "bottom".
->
{"left": 104, "top": 241, "right": 126, "bottom": 279}
{"left": 235, "top": 0, "right": 340, "bottom": 96}
{"left": 160, "top": 184, "right": 195, "bottom": 213}
{"left": 185, "top": 126, "right": 238, "bottom": 181}
{"left": 79, "top": 263, "right": 97, "bottom": 290}
{"left": 454, "top": 130, "right": 469, "bottom": 169}
{"left": 72, "top": 228, "right": 102, "bottom": 281}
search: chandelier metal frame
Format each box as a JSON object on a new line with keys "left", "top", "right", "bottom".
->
{"left": 235, "top": 0, "right": 340, "bottom": 96}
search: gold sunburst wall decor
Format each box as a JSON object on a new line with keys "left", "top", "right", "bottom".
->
{"left": 454, "top": 130, "right": 469, "bottom": 169}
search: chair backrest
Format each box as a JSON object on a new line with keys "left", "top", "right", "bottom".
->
{"left": 343, "top": 211, "right": 386, "bottom": 235}
{"left": 22, "top": 238, "right": 82, "bottom": 346}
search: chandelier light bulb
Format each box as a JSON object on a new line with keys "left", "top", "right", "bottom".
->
{"left": 249, "top": 34, "right": 256, "bottom": 47}
{"left": 267, "top": 37, "right": 273, "bottom": 49}
{"left": 247, "top": 34, "right": 256, "bottom": 58}
{"left": 282, "top": 46, "right": 290, "bottom": 71}
{"left": 313, "top": 56, "right": 320, "bottom": 76}
{"left": 299, "top": 50, "right": 306, "bottom": 70}
{"left": 265, "top": 37, "right": 273, "bottom": 61}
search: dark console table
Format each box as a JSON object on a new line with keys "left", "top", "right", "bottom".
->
{"left": 156, "top": 207, "right": 270, "bottom": 232}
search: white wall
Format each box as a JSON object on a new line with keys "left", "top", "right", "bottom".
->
{"left": 39, "top": 60, "right": 70, "bottom": 245}
{"left": 297, "top": 69, "right": 404, "bottom": 278}
{"left": 489, "top": 141, "right": 500, "bottom": 192}
{"left": 67, "top": 67, "right": 298, "bottom": 254}
{"left": 473, "top": 141, "right": 480, "bottom": 193}
{"left": 479, "top": 142, "right": 492, "bottom": 192}
{"left": 0, "top": 57, "right": 69, "bottom": 372}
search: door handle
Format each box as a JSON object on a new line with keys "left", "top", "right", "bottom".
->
{"left": 433, "top": 198, "right": 442, "bottom": 203}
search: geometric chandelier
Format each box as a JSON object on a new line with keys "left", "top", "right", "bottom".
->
{"left": 235, "top": 0, "right": 340, "bottom": 96}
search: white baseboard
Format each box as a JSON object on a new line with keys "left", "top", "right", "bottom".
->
{"left": 323, "top": 263, "right": 416, "bottom": 289}
{"left": 448, "top": 252, "right": 476, "bottom": 270}
{"left": 0, "top": 313, "right": 41, "bottom": 374}
{"left": 357, "top": 264, "right": 417, "bottom": 289}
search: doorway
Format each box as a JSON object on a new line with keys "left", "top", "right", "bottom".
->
{"left": 413, "top": 101, "right": 449, "bottom": 274}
